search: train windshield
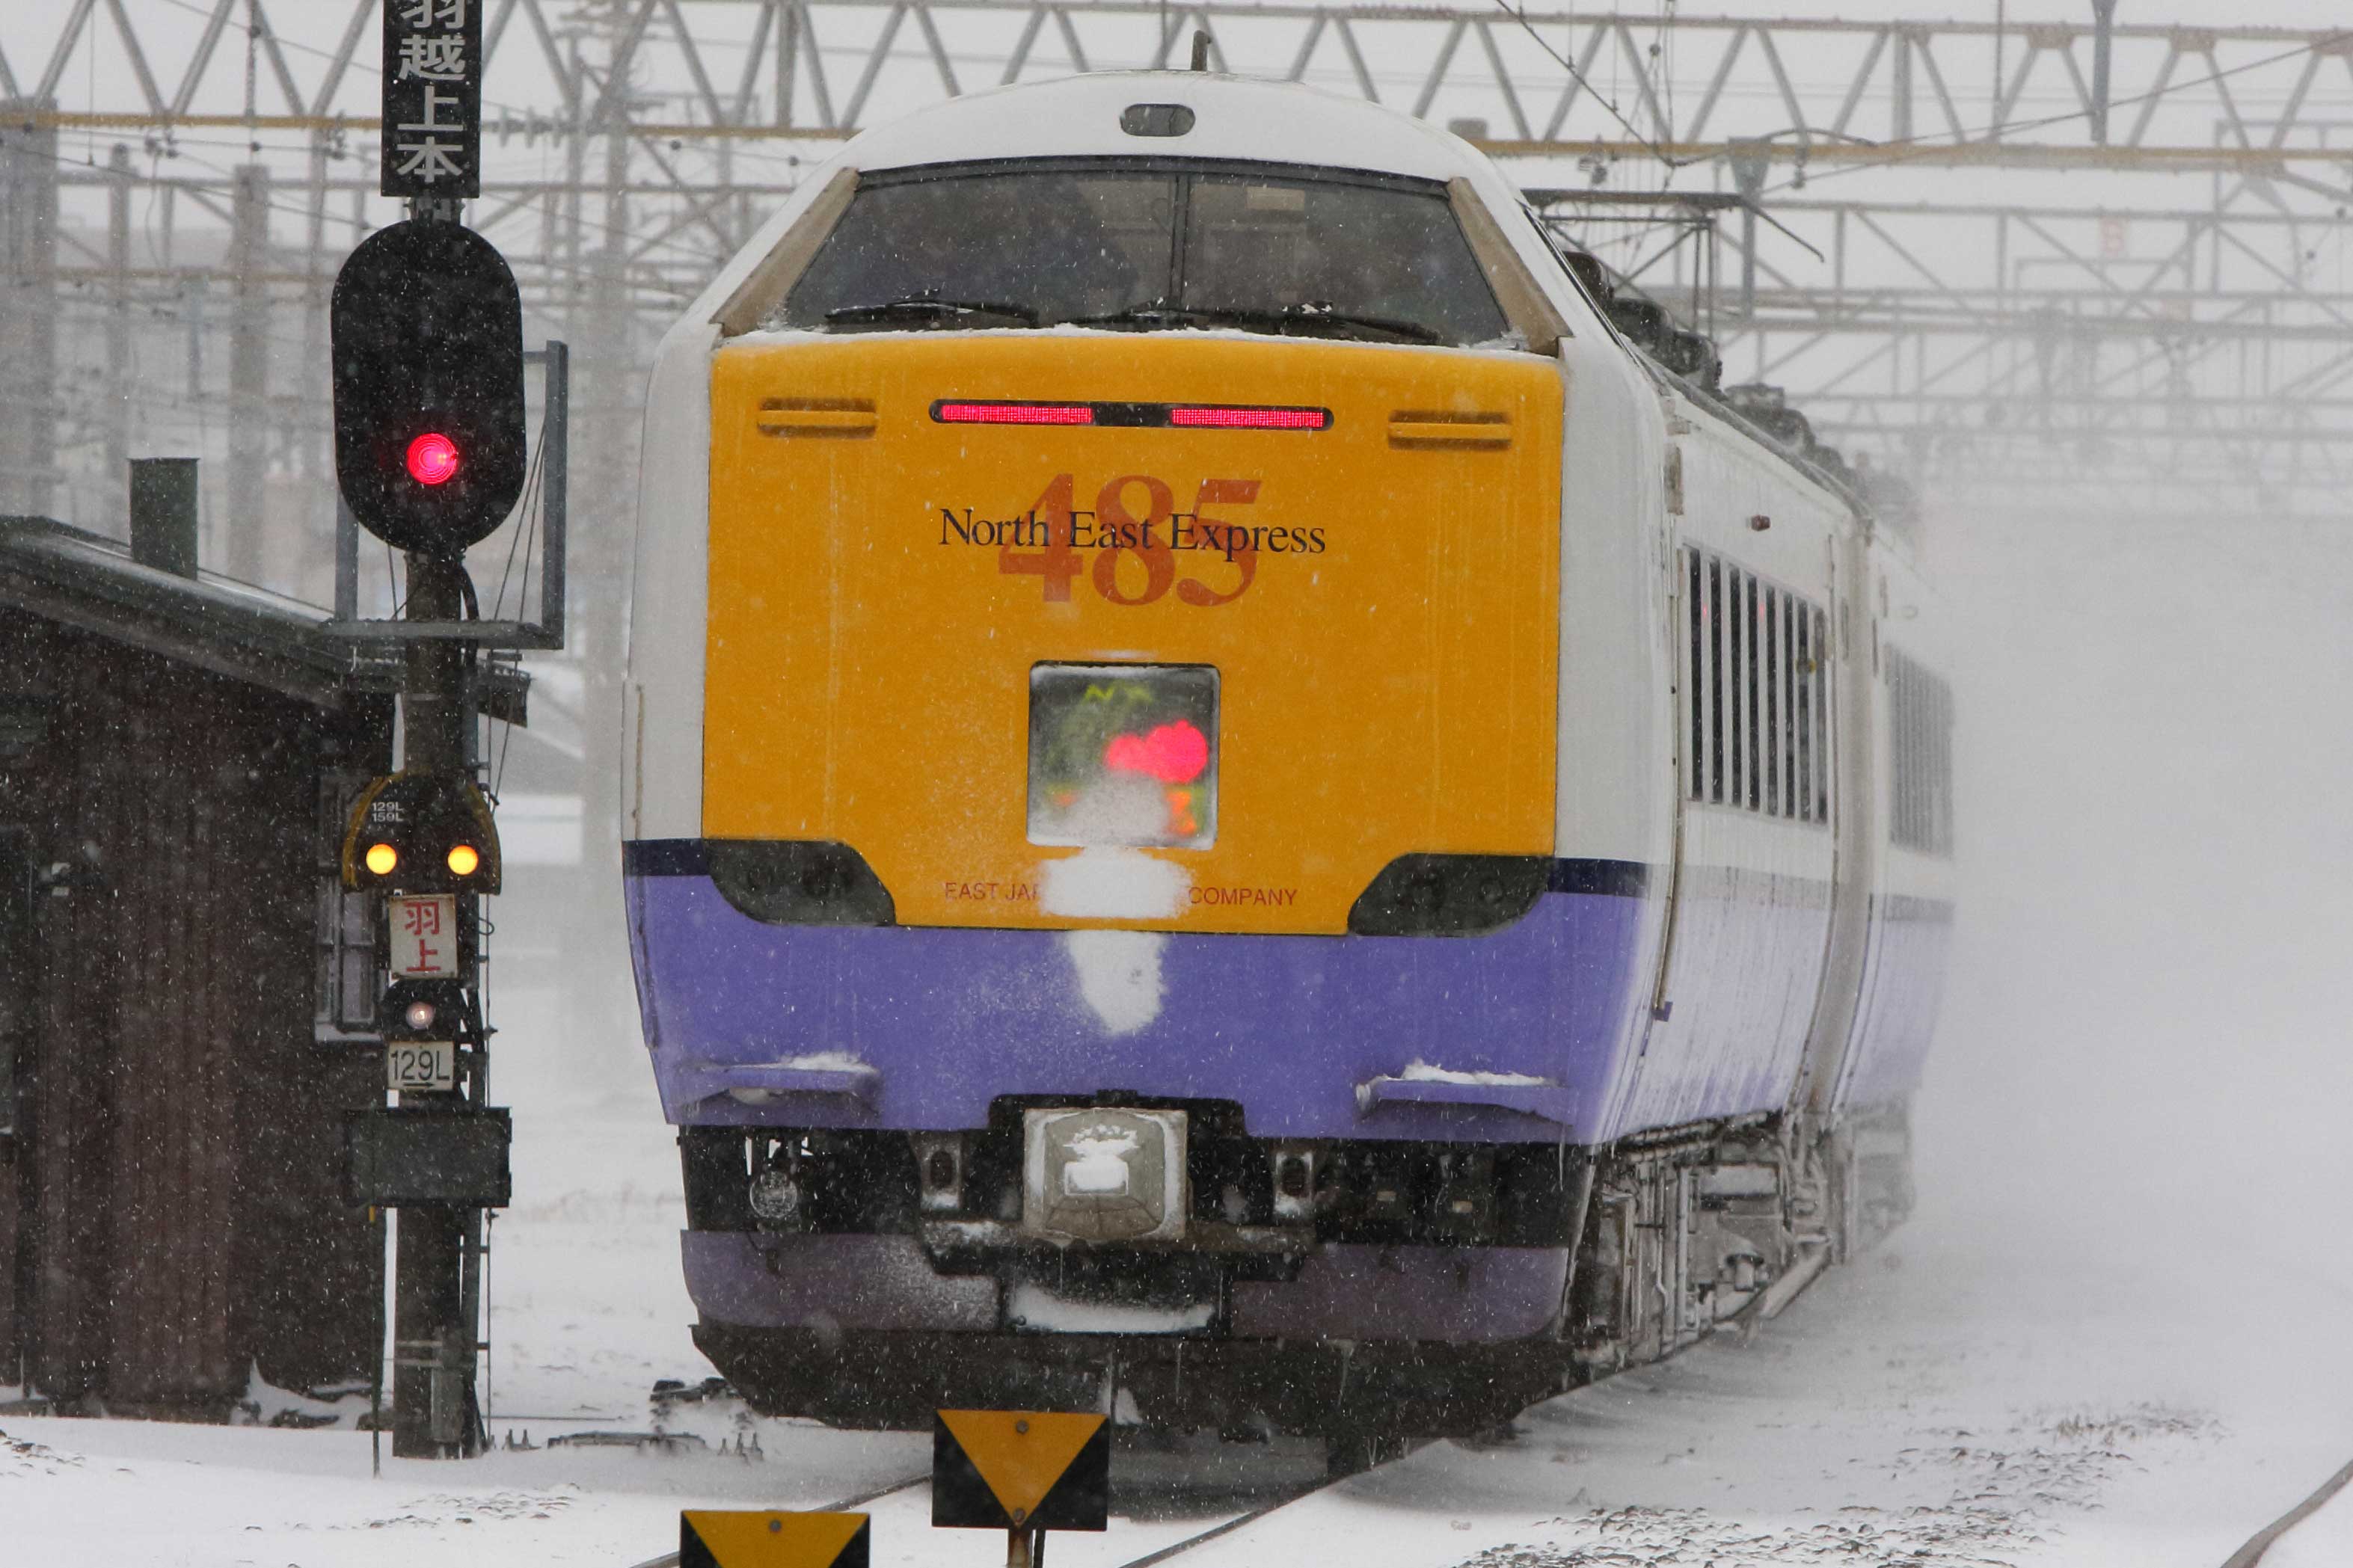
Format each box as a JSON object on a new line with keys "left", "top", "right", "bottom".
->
{"left": 771, "top": 162, "right": 1512, "bottom": 348}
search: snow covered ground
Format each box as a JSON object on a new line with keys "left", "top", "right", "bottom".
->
{"left": 6, "top": 1175, "right": 2351, "bottom": 1566}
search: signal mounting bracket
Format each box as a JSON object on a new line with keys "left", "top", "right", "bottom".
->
{"left": 328, "top": 341, "right": 568, "bottom": 650}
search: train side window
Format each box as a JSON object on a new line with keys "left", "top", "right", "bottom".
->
{"left": 1743, "top": 574, "right": 1761, "bottom": 811}
{"left": 1684, "top": 550, "right": 1705, "bottom": 803}
{"left": 1683, "top": 557, "right": 1827, "bottom": 827}
{"left": 1769, "top": 592, "right": 1788, "bottom": 823}
{"left": 1722, "top": 566, "right": 1741, "bottom": 808}
{"left": 1813, "top": 607, "right": 1832, "bottom": 823}
{"left": 1708, "top": 556, "right": 1725, "bottom": 805}
{"left": 1763, "top": 588, "right": 1780, "bottom": 817}
{"left": 1794, "top": 604, "right": 1812, "bottom": 823}
{"left": 1888, "top": 648, "right": 1952, "bottom": 855}
{"left": 1779, "top": 591, "right": 1797, "bottom": 819}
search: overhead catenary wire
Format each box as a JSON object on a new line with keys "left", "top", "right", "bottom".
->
{"left": 1491, "top": 0, "right": 1698, "bottom": 172}
{"left": 1750, "top": 27, "right": 2353, "bottom": 200}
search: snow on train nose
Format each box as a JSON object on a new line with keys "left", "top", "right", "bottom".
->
{"left": 1020, "top": 1107, "right": 1188, "bottom": 1243}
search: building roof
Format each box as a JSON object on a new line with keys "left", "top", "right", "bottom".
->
{"left": 0, "top": 516, "right": 526, "bottom": 722}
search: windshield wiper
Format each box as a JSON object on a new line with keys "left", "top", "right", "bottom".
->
{"left": 1277, "top": 302, "right": 1441, "bottom": 344}
{"left": 1064, "top": 301, "right": 1227, "bottom": 330}
{"left": 1064, "top": 299, "right": 1439, "bottom": 344}
{"left": 823, "top": 296, "right": 1039, "bottom": 328}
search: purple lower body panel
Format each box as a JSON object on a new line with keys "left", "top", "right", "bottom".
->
{"left": 682, "top": 1232, "right": 998, "bottom": 1333}
{"left": 625, "top": 854, "right": 1652, "bottom": 1143}
{"left": 1231, "top": 1244, "right": 1568, "bottom": 1341}
{"left": 1838, "top": 893, "right": 1956, "bottom": 1110}
{"left": 681, "top": 1231, "right": 1568, "bottom": 1344}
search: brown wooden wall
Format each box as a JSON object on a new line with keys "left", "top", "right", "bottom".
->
{"left": 0, "top": 612, "right": 388, "bottom": 1414}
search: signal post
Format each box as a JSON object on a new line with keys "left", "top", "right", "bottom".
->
{"left": 330, "top": 0, "right": 539, "bottom": 1460}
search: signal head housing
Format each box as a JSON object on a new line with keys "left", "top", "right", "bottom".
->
{"left": 331, "top": 220, "right": 527, "bottom": 557}
{"left": 341, "top": 770, "right": 503, "bottom": 896}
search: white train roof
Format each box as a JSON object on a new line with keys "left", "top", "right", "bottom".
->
{"left": 841, "top": 72, "right": 1488, "bottom": 184}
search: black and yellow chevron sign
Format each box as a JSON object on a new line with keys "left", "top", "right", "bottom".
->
{"left": 932, "top": 1410, "right": 1110, "bottom": 1531}
{"left": 678, "top": 1510, "right": 870, "bottom": 1568}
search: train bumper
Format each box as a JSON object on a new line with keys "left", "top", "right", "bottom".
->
{"left": 684, "top": 1231, "right": 1573, "bottom": 1435}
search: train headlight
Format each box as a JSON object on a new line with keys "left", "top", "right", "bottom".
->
{"left": 748, "top": 1168, "right": 804, "bottom": 1227}
{"left": 1020, "top": 1108, "right": 1188, "bottom": 1244}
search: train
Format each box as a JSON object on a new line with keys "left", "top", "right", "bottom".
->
{"left": 620, "top": 70, "right": 1954, "bottom": 1457}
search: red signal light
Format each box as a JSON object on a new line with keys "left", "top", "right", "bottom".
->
{"left": 405, "top": 431, "right": 461, "bottom": 485}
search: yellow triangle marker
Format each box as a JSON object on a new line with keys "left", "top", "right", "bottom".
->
{"left": 680, "top": 1510, "right": 868, "bottom": 1568}
{"left": 937, "top": 1411, "right": 1107, "bottom": 1521}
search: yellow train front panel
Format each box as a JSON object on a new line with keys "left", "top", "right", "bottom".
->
{"left": 703, "top": 333, "right": 1562, "bottom": 934}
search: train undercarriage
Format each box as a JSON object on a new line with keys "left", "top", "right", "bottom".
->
{"left": 678, "top": 1102, "right": 1915, "bottom": 1450}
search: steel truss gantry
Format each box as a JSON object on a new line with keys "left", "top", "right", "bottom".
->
{"left": 1530, "top": 182, "right": 2353, "bottom": 510}
{"left": 7, "top": 1, "right": 2353, "bottom": 168}
{"left": 2, "top": 0, "right": 2351, "bottom": 585}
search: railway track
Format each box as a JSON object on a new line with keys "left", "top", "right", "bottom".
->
{"left": 1105, "top": 1469, "right": 1346, "bottom": 1568}
{"left": 619, "top": 1436, "right": 1411, "bottom": 1568}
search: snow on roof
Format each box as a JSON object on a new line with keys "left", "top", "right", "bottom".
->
{"left": 0, "top": 515, "right": 363, "bottom": 705}
{"left": 838, "top": 71, "right": 1486, "bottom": 183}
{"left": 0, "top": 515, "right": 526, "bottom": 719}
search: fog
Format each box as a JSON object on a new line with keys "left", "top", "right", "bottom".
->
{"left": 1923, "top": 502, "right": 2353, "bottom": 1284}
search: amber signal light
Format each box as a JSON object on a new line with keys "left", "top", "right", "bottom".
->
{"left": 364, "top": 842, "right": 399, "bottom": 876}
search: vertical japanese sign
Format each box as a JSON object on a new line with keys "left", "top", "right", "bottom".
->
{"left": 388, "top": 894, "right": 462, "bottom": 978}
{"left": 382, "top": 0, "right": 483, "bottom": 200}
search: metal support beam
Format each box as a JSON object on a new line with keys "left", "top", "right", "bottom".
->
{"left": 387, "top": 558, "right": 478, "bottom": 1463}
{"left": 2090, "top": 0, "right": 2119, "bottom": 145}
{"left": 1728, "top": 144, "right": 1768, "bottom": 320}
{"left": 104, "top": 143, "right": 132, "bottom": 506}
{"left": 0, "top": 102, "right": 57, "bottom": 520}
{"left": 227, "top": 164, "right": 270, "bottom": 583}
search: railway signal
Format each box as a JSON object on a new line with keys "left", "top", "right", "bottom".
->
{"left": 340, "top": 771, "right": 503, "bottom": 897}
{"left": 322, "top": 0, "right": 545, "bottom": 1470}
{"left": 331, "top": 218, "right": 527, "bottom": 557}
